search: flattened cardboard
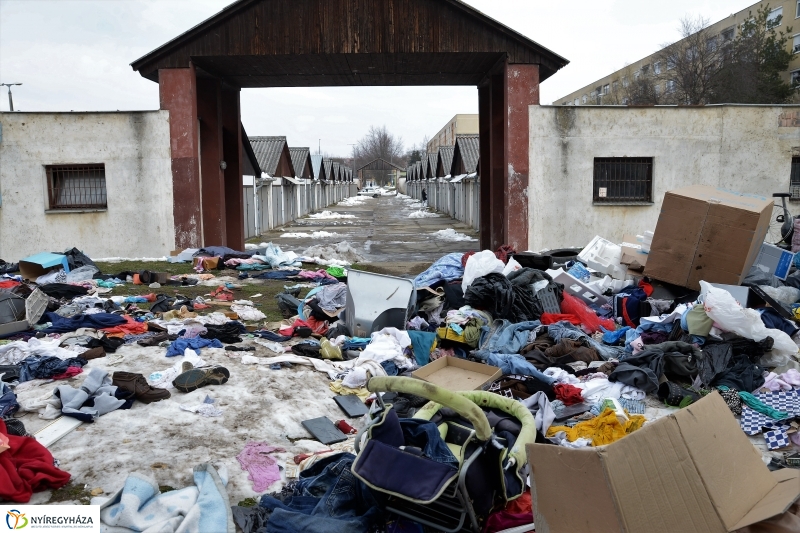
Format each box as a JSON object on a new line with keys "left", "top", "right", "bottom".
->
{"left": 527, "top": 393, "right": 800, "bottom": 533}
{"left": 18, "top": 252, "right": 70, "bottom": 281}
{"left": 412, "top": 357, "right": 501, "bottom": 391}
{"left": 646, "top": 186, "right": 772, "bottom": 289}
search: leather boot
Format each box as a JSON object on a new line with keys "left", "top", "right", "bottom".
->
{"left": 112, "top": 372, "right": 170, "bottom": 403}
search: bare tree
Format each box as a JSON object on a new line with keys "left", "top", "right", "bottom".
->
{"left": 650, "top": 16, "right": 722, "bottom": 105}
{"left": 353, "top": 125, "right": 405, "bottom": 168}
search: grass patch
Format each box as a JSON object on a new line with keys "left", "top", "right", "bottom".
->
{"left": 49, "top": 482, "right": 93, "bottom": 505}
{"left": 159, "top": 485, "right": 177, "bottom": 493}
{"left": 90, "top": 261, "right": 319, "bottom": 323}
{"left": 237, "top": 497, "right": 259, "bottom": 507}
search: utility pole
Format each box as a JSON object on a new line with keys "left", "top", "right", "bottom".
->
{"left": 0, "top": 83, "right": 22, "bottom": 111}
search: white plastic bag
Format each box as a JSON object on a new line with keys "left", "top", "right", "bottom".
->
{"left": 462, "top": 250, "right": 504, "bottom": 294}
{"left": 66, "top": 265, "right": 99, "bottom": 283}
{"left": 502, "top": 257, "right": 523, "bottom": 276}
{"left": 701, "top": 281, "right": 798, "bottom": 366}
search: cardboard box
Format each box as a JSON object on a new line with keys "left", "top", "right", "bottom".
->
{"left": 619, "top": 234, "right": 649, "bottom": 270}
{"left": 645, "top": 186, "right": 773, "bottom": 290}
{"left": 18, "top": 252, "right": 69, "bottom": 281}
{"left": 412, "top": 357, "right": 501, "bottom": 391}
{"left": 527, "top": 393, "right": 800, "bottom": 533}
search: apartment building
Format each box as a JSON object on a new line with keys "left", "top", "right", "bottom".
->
{"left": 426, "top": 114, "right": 479, "bottom": 152}
{"left": 555, "top": 0, "right": 800, "bottom": 106}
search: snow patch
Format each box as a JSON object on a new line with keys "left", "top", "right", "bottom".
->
{"left": 301, "top": 242, "right": 365, "bottom": 266}
{"left": 408, "top": 210, "right": 440, "bottom": 219}
{"left": 308, "top": 211, "right": 356, "bottom": 220}
{"left": 406, "top": 202, "right": 425, "bottom": 209}
{"left": 432, "top": 229, "right": 477, "bottom": 242}
{"left": 338, "top": 197, "right": 370, "bottom": 207}
{"left": 280, "top": 231, "right": 339, "bottom": 239}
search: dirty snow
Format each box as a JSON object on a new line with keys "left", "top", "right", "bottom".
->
{"left": 308, "top": 211, "right": 356, "bottom": 220}
{"left": 406, "top": 201, "right": 425, "bottom": 209}
{"left": 408, "top": 210, "right": 440, "bottom": 219}
{"left": 16, "top": 342, "right": 357, "bottom": 506}
{"left": 432, "top": 228, "right": 477, "bottom": 242}
{"left": 279, "top": 231, "right": 339, "bottom": 239}
{"left": 338, "top": 197, "right": 371, "bottom": 207}
{"left": 301, "top": 242, "right": 365, "bottom": 266}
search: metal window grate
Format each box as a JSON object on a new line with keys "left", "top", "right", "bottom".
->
{"left": 593, "top": 157, "right": 653, "bottom": 203}
{"left": 46, "top": 164, "right": 107, "bottom": 209}
{"left": 791, "top": 157, "right": 800, "bottom": 200}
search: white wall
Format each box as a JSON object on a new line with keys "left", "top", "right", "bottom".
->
{"left": 529, "top": 105, "right": 800, "bottom": 251}
{"left": 0, "top": 111, "right": 175, "bottom": 260}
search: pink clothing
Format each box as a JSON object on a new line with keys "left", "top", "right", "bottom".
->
{"left": 236, "top": 442, "right": 285, "bottom": 492}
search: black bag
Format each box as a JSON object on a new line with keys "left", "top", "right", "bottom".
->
{"left": 276, "top": 292, "right": 302, "bottom": 319}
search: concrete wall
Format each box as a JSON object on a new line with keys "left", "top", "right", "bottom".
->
{"left": 529, "top": 104, "right": 800, "bottom": 251}
{"left": 0, "top": 111, "right": 175, "bottom": 260}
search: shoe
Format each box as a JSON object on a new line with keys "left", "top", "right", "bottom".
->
{"left": 112, "top": 372, "right": 171, "bottom": 403}
{"left": 172, "top": 366, "right": 230, "bottom": 393}
{"left": 657, "top": 381, "right": 701, "bottom": 407}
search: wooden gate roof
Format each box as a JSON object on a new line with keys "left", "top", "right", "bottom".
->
{"left": 131, "top": 0, "right": 568, "bottom": 86}
{"left": 357, "top": 158, "right": 404, "bottom": 172}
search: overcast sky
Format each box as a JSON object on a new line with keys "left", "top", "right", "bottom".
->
{"left": 0, "top": 0, "right": 754, "bottom": 156}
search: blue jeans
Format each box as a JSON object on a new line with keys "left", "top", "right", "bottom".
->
{"left": 472, "top": 352, "right": 556, "bottom": 385}
{"left": 547, "top": 322, "right": 627, "bottom": 361}
{"left": 398, "top": 418, "right": 460, "bottom": 469}
{"left": 260, "top": 453, "right": 381, "bottom": 533}
{"left": 479, "top": 320, "right": 541, "bottom": 355}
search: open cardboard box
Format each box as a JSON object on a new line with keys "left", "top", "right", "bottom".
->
{"left": 527, "top": 392, "right": 800, "bottom": 533}
{"left": 412, "top": 357, "right": 501, "bottom": 391}
{"left": 18, "top": 252, "right": 69, "bottom": 281}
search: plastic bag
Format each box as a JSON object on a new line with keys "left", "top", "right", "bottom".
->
{"left": 758, "top": 285, "right": 800, "bottom": 306}
{"left": 65, "top": 265, "right": 99, "bottom": 283}
{"left": 559, "top": 292, "right": 616, "bottom": 334}
{"left": 701, "top": 281, "right": 798, "bottom": 366}
{"left": 502, "top": 257, "right": 523, "bottom": 277}
{"left": 462, "top": 250, "right": 504, "bottom": 294}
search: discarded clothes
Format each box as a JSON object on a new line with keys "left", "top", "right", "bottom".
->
{"left": 54, "top": 368, "right": 128, "bottom": 422}
{"left": 413, "top": 253, "right": 464, "bottom": 289}
{"left": 42, "top": 312, "right": 127, "bottom": 334}
{"left": 166, "top": 337, "right": 224, "bottom": 357}
{"left": 19, "top": 355, "right": 87, "bottom": 382}
{"left": 237, "top": 442, "right": 285, "bottom": 492}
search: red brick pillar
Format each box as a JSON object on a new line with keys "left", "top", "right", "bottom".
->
{"left": 478, "top": 61, "right": 539, "bottom": 252}
{"left": 159, "top": 67, "right": 202, "bottom": 249}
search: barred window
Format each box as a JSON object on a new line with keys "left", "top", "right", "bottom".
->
{"left": 593, "top": 157, "right": 653, "bottom": 203}
{"left": 791, "top": 157, "right": 800, "bottom": 200}
{"left": 47, "top": 164, "right": 107, "bottom": 209}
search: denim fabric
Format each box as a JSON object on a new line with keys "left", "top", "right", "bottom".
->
{"left": 398, "top": 418, "right": 460, "bottom": 469}
{"left": 413, "top": 253, "right": 465, "bottom": 289}
{"left": 0, "top": 383, "right": 18, "bottom": 418}
{"left": 472, "top": 352, "right": 556, "bottom": 385}
{"left": 547, "top": 322, "right": 627, "bottom": 360}
{"left": 343, "top": 338, "right": 370, "bottom": 351}
{"left": 380, "top": 361, "right": 399, "bottom": 376}
{"left": 479, "top": 320, "right": 541, "bottom": 355}
{"left": 259, "top": 453, "right": 381, "bottom": 533}
{"left": 18, "top": 355, "right": 87, "bottom": 382}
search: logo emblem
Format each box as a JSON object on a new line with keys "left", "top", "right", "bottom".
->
{"left": 5, "top": 510, "right": 27, "bottom": 530}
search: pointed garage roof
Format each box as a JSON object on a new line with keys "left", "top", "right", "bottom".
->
{"left": 437, "top": 146, "right": 455, "bottom": 177}
{"left": 452, "top": 134, "right": 480, "bottom": 175}
{"left": 250, "top": 136, "right": 296, "bottom": 177}
{"left": 131, "top": 0, "right": 568, "bottom": 86}
{"left": 289, "top": 147, "right": 313, "bottom": 179}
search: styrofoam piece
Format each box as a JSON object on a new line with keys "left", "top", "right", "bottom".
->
{"left": 26, "top": 288, "right": 48, "bottom": 325}
{"left": 586, "top": 275, "right": 634, "bottom": 295}
{"left": 553, "top": 271, "right": 609, "bottom": 306}
{"left": 34, "top": 416, "right": 83, "bottom": 448}
{"left": 578, "top": 236, "right": 627, "bottom": 280}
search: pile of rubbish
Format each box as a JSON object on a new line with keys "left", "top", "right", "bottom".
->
{"left": 1, "top": 185, "right": 800, "bottom": 533}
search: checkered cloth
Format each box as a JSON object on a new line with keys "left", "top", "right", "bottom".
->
{"left": 739, "top": 390, "right": 800, "bottom": 450}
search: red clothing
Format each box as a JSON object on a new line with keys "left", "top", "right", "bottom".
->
{"left": 554, "top": 383, "right": 584, "bottom": 406}
{"left": 52, "top": 366, "right": 84, "bottom": 380}
{"left": 540, "top": 313, "right": 581, "bottom": 325}
{"left": 0, "top": 419, "right": 71, "bottom": 503}
{"left": 0, "top": 280, "right": 20, "bottom": 289}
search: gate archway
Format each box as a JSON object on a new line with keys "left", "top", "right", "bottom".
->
{"left": 132, "top": 0, "right": 568, "bottom": 250}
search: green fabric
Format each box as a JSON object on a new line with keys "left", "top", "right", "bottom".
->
{"left": 320, "top": 338, "right": 343, "bottom": 361}
{"left": 685, "top": 304, "right": 713, "bottom": 337}
{"left": 407, "top": 330, "right": 436, "bottom": 366}
{"left": 326, "top": 266, "right": 345, "bottom": 278}
{"left": 718, "top": 386, "right": 790, "bottom": 419}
